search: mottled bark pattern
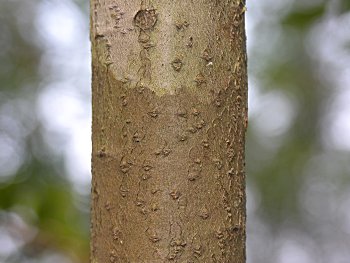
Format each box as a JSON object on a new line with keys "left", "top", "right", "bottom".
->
{"left": 91, "top": 0, "right": 248, "bottom": 262}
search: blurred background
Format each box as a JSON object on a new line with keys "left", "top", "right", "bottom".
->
{"left": 0, "top": 0, "right": 349, "bottom": 262}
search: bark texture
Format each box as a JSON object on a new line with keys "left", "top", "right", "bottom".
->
{"left": 91, "top": 0, "right": 248, "bottom": 262}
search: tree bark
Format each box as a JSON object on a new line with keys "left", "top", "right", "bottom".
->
{"left": 90, "top": 0, "right": 248, "bottom": 262}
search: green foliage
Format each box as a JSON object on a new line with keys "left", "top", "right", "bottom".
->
{"left": 247, "top": 0, "right": 350, "bottom": 261}
{"left": 0, "top": 1, "right": 89, "bottom": 262}
{"left": 282, "top": 4, "right": 325, "bottom": 29}
{"left": 340, "top": 0, "right": 350, "bottom": 14}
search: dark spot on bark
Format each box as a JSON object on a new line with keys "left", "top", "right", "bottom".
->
{"left": 227, "top": 167, "right": 235, "bottom": 177}
{"left": 215, "top": 99, "right": 222, "bottom": 107}
{"left": 187, "top": 36, "right": 193, "bottom": 48}
{"left": 134, "top": 9, "right": 157, "bottom": 30}
{"left": 199, "top": 207, "right": 209, "bottom": 219}
{"left": 192, "top": 108, "right": 200, "bottom": 116}
{"left": 171, "top": 58, "right": 183, "bottom": 71}
{"left": 178, "top": 134, "right": 188, "bottom": 142}
{"left": 202, "top": 140, "right": 209, "bottom": 148}
{"left": 105, "top": 201, "right": 112, "bottom": 210}
{"left": 143, "top": 164, "right": 153, "bottom": 171}
{"left": 148, "top": 108, "right": 159, "bottom": 118}
{"left": 149, "top": 234, "right": 160, "bottom": 243}
{"left": 120, "top": 161, "right": 129, "bottom": 173}
{"left": 201, "top": 48, "right": 212, "bottom": 62}
{"left": 162, "top": 148, "right": 171, "bottom": 156}
{"left": 98, "top": 148, "right": 106, "bottom": 158}
{"left": 194, "top": 73, "right": 206, "bottom": 87}
{"left": 196, "top": 119, "right": 206, "bottom": 129}
{"left": 187, "top": 126, "right": 197, "bottom": 134}
{"left": 176, "top": 109, "right": 188, "bottom": 118}
{"left": 175, "top": 20, "right": 189, "bottom": 30}
{"left": 170, "top": 190, "right": 181, "bottom": 200}
{"left": 138, "top": 31, "right": 150, "bottom": 43}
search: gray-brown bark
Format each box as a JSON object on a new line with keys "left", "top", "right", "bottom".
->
{"left": 91, "top": 1, "right": 248, "bottom": 262}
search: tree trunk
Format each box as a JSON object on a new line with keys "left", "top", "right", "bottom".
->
{"left": 90, "top": 0, "right": 248, "bottom": 262}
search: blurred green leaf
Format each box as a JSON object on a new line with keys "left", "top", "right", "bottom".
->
{"left": 340, "top": 0, "right": 350, "bottom": 14}
{"left": 282, "top": 5, "right": 325, "bottom": 29}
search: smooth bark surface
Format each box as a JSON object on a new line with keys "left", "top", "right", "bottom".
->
{"left": 91, "top": 0, "right": 248, "bottom": 262}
